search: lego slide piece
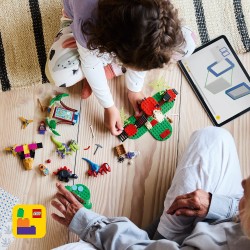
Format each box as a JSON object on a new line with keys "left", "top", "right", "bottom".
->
{"left": 17, "top": 226, "right": 36, "bottom": 235}
{"left": 17, "top": 218, "right": 30, "bottom": 227}
{"left": 65, "top": 184, "right": 92, "bottom": 209}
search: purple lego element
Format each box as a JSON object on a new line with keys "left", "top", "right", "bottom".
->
{"left": 15, "top": 145, "right": 24, "bottom": 152}
{"left": 17, "top": 226, "right": 36, "bottom": 235}
{"left": 24, "top": 154, "right": 31, "bottom": 158}
{"left": 28, "top": 144, "right": 38, "bottom": 150}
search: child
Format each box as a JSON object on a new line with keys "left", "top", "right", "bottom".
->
{"left": 45, "top": 0, "right": 196, "bottom": 135}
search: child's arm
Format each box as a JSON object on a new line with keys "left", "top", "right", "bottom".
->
{"left": 77, "top": 43, "right": 123, "bottom": 135}
{"left": 125, "top": 69, "right": 147, "bottom": 115}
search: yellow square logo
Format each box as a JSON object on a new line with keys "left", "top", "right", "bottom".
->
{"left": 12, "top": 205, "right": 46, "bottom": 238}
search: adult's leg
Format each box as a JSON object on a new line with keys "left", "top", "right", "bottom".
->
{"left": 156, "top": 126, "right": 243, "bottom": 243}
{"left": 52, "top": 240, "right": 97, "bottom": 250}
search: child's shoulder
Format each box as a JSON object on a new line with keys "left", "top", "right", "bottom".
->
{"left": 64, "top": 0, "right": 98, "bottom": 19}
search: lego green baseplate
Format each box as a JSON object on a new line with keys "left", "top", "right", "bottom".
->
{"left": 126, "top": 91, "right": 175, "bottom": 141}
{"left": 65, "top": 184, "right": 92, "bottom": 209}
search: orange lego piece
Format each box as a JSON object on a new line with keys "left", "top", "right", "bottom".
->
{"left": 17, "top": 218, "right": 30, "bottom": 227}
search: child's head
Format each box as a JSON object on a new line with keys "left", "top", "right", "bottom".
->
{"left": 83, "top": 0, "right": 185, "bottom": 70}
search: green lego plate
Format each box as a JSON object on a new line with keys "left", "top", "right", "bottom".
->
{"left": 65, "top": 184, "right": 92, "bottom": 209}
{"left": 126, "top": 91, "right": 174, "bottom": 141}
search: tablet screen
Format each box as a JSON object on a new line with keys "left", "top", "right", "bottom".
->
{"left": 179, "top": 36, "right": 250, "bottom": 126}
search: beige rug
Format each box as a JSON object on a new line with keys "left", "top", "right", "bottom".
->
{"left": 0, "top": 0, "right": 62, "bottom": 91}
{"left": 173, "top": 0, "right": 250, "bottom": 53}
{"left": 0, "top": 0, "right": 249, "bottom": 91}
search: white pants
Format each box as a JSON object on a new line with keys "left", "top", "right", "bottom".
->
{"left": 53, "top": 127, "right": 243, "bottom": 249}
{"left": 157, "top": 126, "right": 243, "bottom": 242}
{"left": 52, "top": 240, "right": 97, "bottom": 250}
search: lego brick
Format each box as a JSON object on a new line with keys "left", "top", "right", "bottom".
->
{"left": 141, "top": 97, "right": 159, "bottom": 116}
{"left": 124, "top": 124, "right": 137, "bottom": 137}
{"left": 17, "top": 226, "right": 36, "bottom": 235}
{"left": 17, "top": 218, "right": 30, "bottom": 228}
{"left": 160, "top": 129, "right": 171, "bottom": 139}
{"left": 150, "top": 119, "right": 158, "bottom": 126}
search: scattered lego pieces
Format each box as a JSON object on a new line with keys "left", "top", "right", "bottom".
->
{"left": 125, "top": 151, "right": 140, "bottom": 160}
{"left": 118, "top": 156, "right": 125, "bottom": 163}
{"left": 51, "top": 136, "right": 79, "bottom": 159}
{"left": 37, "top": 98, "right": 47, "bottom": 112}
{"left": 114, "top": 144, "right": 140, "bottom": 164}
{"left": 114, "top": 144, "right": 126, "bottom": 157}
{"left": 89, "top": 125, "right": 95, "bottom": 138}
{"left": 53, "top": 166, "right": 78, "bottom": 182}
{"left": 166, "top": 117, "right": 173, "bottom": 123}
{"left": 46, "top": 93, "right": 79, "bottom": 136}
{"left": 39, "top": 164, "right": 49, "bottom": 176}
{"left": 46, "top": 159, "right": 51, "bottom": 163}
{"left": 5, "top": 143, "right": 43, "bottom": 170}
{"left": 120, "top": 107, "right": 130, "bottom": 126}
{"left": 84, "top": 146, "right": 90, "bottom": 150}
{"left": 82, "top": 158, "right": 111, "bottom": 177}
{"left": 19, "top": 117, "right": 33, "bottom": 129}
{"left": 93, "top": 144, "right": 103, "bottom": 155}
{"left": 38, "top": 121, "right": 46, "bottom": 134}
{"left": 65, "top": 184, "right": 92, "bottom": 209}
{"left": 148, "top": 77, "right": 170, "bottom": 93}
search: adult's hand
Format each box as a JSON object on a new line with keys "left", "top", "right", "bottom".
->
{"left": 51, "top": 183, "right": 83, "bottom": 227}
{"left": 167, "top": 189, "right": 212, "bottom": 217}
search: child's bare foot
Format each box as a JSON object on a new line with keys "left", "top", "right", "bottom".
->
{"left": 81, "top": 79, "right": 92, "bottom": 99}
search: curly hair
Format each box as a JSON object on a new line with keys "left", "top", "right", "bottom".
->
{"left": 82, "top": 0, "right": 185, "bottom": 70}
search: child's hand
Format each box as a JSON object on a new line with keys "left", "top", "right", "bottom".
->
{"left": 104, "top": 105, "right": 124, "bottom": 135}
{"left": 127, "top": 90, "right": 145, "bottom": 116}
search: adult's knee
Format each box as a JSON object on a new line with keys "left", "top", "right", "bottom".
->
{"left": 192, "top": 126, "right": 234, "bottom": 146}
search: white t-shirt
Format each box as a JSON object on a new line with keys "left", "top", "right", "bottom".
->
{"left": 78, "top": 26, "right": 196, "bottom": 108}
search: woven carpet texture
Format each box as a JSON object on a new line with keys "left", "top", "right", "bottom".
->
{"left": 0, "top": 0, "right": 250, "bottom": 91}
{"left": 0, "top": 0, "right": 62, "bottom": 91}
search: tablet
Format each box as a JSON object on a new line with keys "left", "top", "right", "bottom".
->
{"left": 178, "top": 35, "right": 250, "bottom": 126}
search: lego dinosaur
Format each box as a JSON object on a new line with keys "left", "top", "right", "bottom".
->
{"left": 82, "top": 158, "right": 111, "bottom": 177}
{"left": 51, "top": 136, "right": 79, "bottom": 158}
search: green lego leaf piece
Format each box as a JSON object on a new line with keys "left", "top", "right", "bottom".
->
{"left": 17, "top": 208, "right": 24, "bottom": 218}
{"left": 51, "top": 129, "right": 61, "bottom": 136}
{"left": 46, "top": 118, "right": 61, "bottom": 136}
{"left": 65, "top": 184, "right": 92, "bottom": 209}
{"left": 120, "top": 107, "right": 130, "bottom": 126}
{"left": 148, "top": 77, "right": 170, "bottom": 93}
{"left": 49, "top": 93, "right": 69, "bottom": 106}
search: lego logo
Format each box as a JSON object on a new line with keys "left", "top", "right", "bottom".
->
{"left": 32, "top": 209, "right": 42, "bottom": 218}
{"left": 33, "top": 212, "right": 41, "bottom": 216}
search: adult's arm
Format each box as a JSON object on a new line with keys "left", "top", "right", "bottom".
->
{"left": 206, "top": 193, "right": 242, "bottom": 220}
{"left": 167, "top": 189, "right": 242, "bottom": 220}
{"left": 69, "top": 207, "right": 180, "bottom": 250}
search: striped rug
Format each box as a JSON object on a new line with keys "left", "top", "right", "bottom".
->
{"left": 0, "top": 0, "right": 250, "bottom": 92}
{"left": 174, "top": 0, "right": 250, "bottom": 53}
{"left": 0, "top": 0, "right": 62, "bottom": 92}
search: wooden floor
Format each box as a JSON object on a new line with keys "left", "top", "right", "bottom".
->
{"left": 1, "top": 53, "right": 249, "bottom": 250}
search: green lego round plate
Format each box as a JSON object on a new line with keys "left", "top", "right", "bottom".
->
{"left": 65, "top": 184, "right": 92, "bottom": 209}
